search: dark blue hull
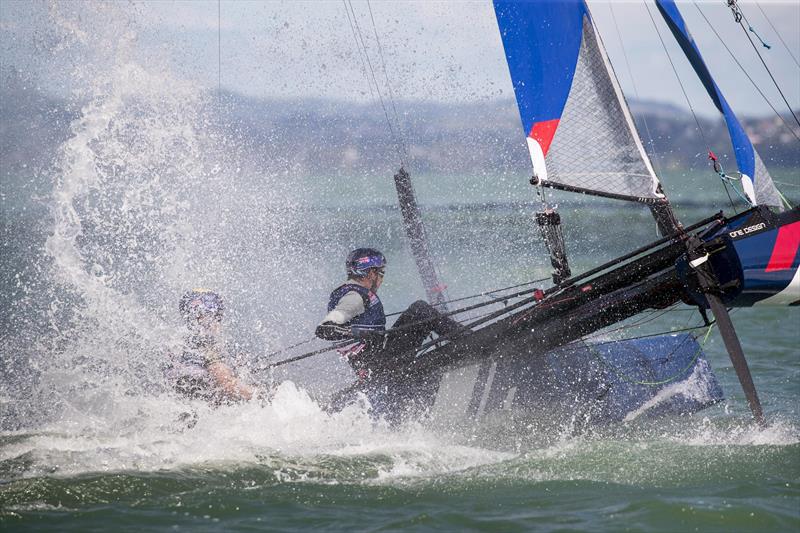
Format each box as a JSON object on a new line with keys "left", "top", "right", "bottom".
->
{"left": 685, "top": 206, "right": 800, "bottom": 307}
{"left": 367, "top": 333, "right": 723, "bottom": 428}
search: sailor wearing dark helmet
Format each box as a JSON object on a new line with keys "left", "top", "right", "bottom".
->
{"left": 165, "top": 289, "right": 253, "bottom": 404}
{"left": 316, "top": 248, "right": 465, "bottom": 404}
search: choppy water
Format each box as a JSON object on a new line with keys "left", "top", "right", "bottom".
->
{"left": 2, "top": 2, "right": 799, "bottom": 531}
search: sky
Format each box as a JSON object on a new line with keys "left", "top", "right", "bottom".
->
{"left": 1, "top": 0, "right": 798, "bottom": 119}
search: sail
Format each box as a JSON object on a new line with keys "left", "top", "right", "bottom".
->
{"left": 493, "top": 0, "right": 665, "bottom": 203}
{"left": 655, "top": 0, "right": 783, "bottom": 210}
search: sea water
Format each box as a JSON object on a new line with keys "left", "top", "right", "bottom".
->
{"left": 2, "top": 3, "right": 799, "bottom": 531}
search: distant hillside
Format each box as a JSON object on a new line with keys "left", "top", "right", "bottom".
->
{"left": 2, "top": 81, "right": 798, "bottom": 196}
{"left": 219, "top": 92, "right": 800, "bottom": 178}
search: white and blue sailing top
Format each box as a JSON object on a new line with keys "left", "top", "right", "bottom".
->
{"left": 324, "top": 283, "right": 386, "bottom": 336}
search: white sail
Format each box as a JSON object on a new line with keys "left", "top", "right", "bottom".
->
{"left": 546, "top": 16, "right": 664, "bottom": 202}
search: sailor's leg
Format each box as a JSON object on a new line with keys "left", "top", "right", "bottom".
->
{"left": 390, "top": 300, "right": 464, "bottom": 341}
{"left": 386, "top": 300, "right": 434, "bottom": 351}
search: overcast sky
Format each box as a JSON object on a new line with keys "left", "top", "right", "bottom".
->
{"left": 2, "top": 0, "right": 798, "bottom": 118}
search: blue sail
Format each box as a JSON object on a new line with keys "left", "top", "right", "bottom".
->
{"left": 493, "top": 0, "right": 585, "bottom": 158}
{"left": 655, "top": 0, "right": 782, "bottom": 209}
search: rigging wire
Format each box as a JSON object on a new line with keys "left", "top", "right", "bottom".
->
{"left": 729, "top": 1, "right": 800, "bottom": 129}
{"left": 754, "top": 0, "right": 800, "bottom": 69}
{"left": 643, "top": 2, "right": 739, "bottom": 213}
{"left": 608, "top": 3, "right": 662, "bottom": 178}
{"left": 347, "top": 1, "right": 451, "bottom": 303}
{"left": 644, "top": 4, "right": 710, "bottom": 154}
{"left": 342, "top": 2, "right": 376, "bottom": 101}
{"left": 365, "top": 0, "right": 409, "bottom": 163}
{"left": 216, "top": 0, "right": 221, "bottom": 107}
{"left": 342, "top": 0, "right": 406, "bottom": 166}
{"left": 695, "top": 4, "right": 800, "bottom": 145}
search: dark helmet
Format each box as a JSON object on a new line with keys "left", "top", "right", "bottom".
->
{"left": 346, "top": 247, "right": 387, "bottom": 278}
{"left": 179, "top": 289, "right": 224, "bottom": 323}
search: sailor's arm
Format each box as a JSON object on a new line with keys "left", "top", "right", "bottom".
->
{"left": 316, "top": 291, "right": 365, "bottom": 340}
{"left": 201, "top": 342, "right": 253, "bottom": 401}
{"left": 207, "top": 360, "right": 253, "bottom": 401}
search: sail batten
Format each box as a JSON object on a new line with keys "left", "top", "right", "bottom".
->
{"left": 494, "top": 0, "right": 666, "bottom": 204}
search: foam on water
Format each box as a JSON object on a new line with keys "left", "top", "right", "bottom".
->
{"left": 623, "top": 358, "right": 718, "bottom": 423}
{"left": 1, "top": 381, "right": 515, "bottom": 484}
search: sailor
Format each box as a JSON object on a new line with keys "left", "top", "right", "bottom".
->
{"left": 165, "top": 289, "right": 254, "bottom": 405}
{"left": 316, "top": 248, "right": 465, "bottom": 400}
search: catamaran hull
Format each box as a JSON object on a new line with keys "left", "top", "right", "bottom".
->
{"left": 426, "top": 333, "right": 722, "bottom": 427}
{"left": 362, "top": 333, "right": 723, "bottom": 430}
{"left": 333, "top": 209, "right": 798, "bottom": 428}
{"left": 680, "top": 206, "right": 800, "bottom": 307}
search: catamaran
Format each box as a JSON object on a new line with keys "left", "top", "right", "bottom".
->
{"left": 276, "top": 0, "right": 798, "bottom": 429}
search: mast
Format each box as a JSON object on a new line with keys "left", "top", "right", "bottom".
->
{"left": 494, "top": 0, "right": 770, "bottom": 424}
{"left": 393, "top": 167, "right": 448, "bottom": 308}
{"left": 653, "top": 0, "right": 772, "bottom": 425}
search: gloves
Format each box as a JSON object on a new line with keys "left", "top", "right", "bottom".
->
{"left": 315, "top": 321, "right": 352, "bottom": 341}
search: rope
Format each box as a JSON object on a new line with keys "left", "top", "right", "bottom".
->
{"left": 385, "top": 281, "right": 545, "bottom": 334}
{"left": 586, "top": 323, "right": 715, "bottom": 387}
{"left": 266, "top": 277, "right": 551, "bottom": 367}
{"left": 644, "top": 3, "right": 724, "bottom": 200}
{"left": 727, "top": 1, "right": 771, "bottom": 49}
{"left": 695, "top": 4, "right": 800, "bottom": 145}
{"left": 755, "top": 1, "right": 800, "bottom": 68}
{"left": 267, "top": 340, "right": 357, "bottom": 369}
{"left": 707, "top": 151, "right": 751, "bottom": 208}
{"left": 777, "top": 189, "right": 794, "bottom": 210}
{"left": 747, "top": 24, "right": 771, "bottom": 50}
{"left": 582, "top": 303, "right": 680, "bottom": 342}
{"left": 262, "top": 337, "right": 316, "bottom": 361}
{"left": 384, "top": 277, "right": 550, "bottom": 317}
{"left": 730, "top": 1, "right": 800, "bottom": 129}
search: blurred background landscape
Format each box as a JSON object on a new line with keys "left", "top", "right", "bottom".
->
{"left": 3, "top": 73, "right": 798, "bottom": 210}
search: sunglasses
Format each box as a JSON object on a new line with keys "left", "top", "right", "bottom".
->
{"left": 375, "top": 268, "right": 386, "bottom": 278}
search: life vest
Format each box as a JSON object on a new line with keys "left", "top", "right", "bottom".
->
{"left": 327, "top": 283, "right": 386, "bottom": 335}
{"left": 164, "top": 336, "right": 223, "bottom": 401}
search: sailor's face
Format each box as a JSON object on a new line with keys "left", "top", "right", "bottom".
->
{"left": 368, "top": 268, "right": 385, "bottom": 290}
{"left": 195, "top": 314, "right": 223, "bottom": 335}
